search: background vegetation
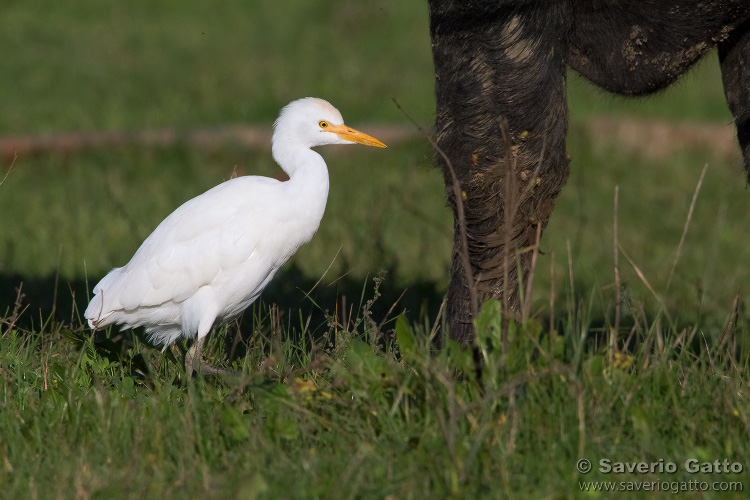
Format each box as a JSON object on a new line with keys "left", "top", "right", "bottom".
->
{"left": 1, "top": 1, "right": 748, "bottom": 498}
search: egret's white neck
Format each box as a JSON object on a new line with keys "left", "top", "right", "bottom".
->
{"left": 272, "top": 139, "right": 327, "bottom": 179}
{"left": 272, "top": 141, "right": 330, "bottom": 216}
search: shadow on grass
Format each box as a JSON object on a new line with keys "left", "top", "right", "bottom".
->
{"left": 4, "top": 266, "right": 744, "bottom": 375}
{"left": 0, "top": 264, "right": 446, "bottom": 340}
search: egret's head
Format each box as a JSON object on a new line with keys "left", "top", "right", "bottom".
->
{"left": 273, "top": 98, "right": 387, "bottom": 150}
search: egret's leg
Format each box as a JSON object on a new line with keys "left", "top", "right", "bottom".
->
{"left": 184, "top": 336, "right": 206, "bottom": 382}
{"left": 185, "top": 334, "right": 240, "bottom": 380}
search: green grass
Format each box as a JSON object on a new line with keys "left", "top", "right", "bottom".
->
{"left": 2, "top": 2, "right": 750, "bottom": 498}
{"left": 1, "top": 294, "right": 748, "bottom": 499}
{"left": 1, "top": 1, "right": 434, "bottom": 133}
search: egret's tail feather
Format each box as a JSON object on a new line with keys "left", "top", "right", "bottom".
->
{"left": 144, "top": 325, "right": 184, "bottom": 350}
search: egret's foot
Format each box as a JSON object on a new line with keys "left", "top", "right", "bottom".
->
{"left": 184, "top": 337, "right": 240, "bottom": 381}
{"left": 195, "top": 362, "right": 241, "bottom": 378}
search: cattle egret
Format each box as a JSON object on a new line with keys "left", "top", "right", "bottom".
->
{"left": 84, "top": 98, "right": 387, "bottom": 378}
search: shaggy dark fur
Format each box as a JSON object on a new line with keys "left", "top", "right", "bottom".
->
{"left": 428, "top": 1, "right": 750, "bottom": 345}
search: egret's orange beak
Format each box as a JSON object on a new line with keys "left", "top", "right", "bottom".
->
{"left": 328, "top": 124, "right": 388, "bottom": 148}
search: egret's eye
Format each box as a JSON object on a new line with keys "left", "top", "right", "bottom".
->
{"left": 319, "top": 120, "right": 329, "bottom": 129}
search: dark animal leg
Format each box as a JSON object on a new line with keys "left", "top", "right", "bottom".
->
{"left": 429, "top": 2, "right": 572, "bottom": 345}
{"left": 430, "top": 1, "right": 750, "bottom": 347}
{"left": 719, "top": 18, "right": 750, "bottom": 181}
{"left": 568, "top": 1, "right": 748, "bottom": 96}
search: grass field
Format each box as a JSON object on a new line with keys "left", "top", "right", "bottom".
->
{"left": 2, "top": 2, "right": 750, "bottom": 498}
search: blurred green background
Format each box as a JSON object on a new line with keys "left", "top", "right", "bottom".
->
{"left": 1, "top": 0, "right": 749, "bottom": 331}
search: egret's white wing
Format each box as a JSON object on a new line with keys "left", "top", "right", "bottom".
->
{"left": 90, "top": 176, "right": 283, "bottom": 316}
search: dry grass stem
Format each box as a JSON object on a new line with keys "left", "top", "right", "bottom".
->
{"left": 550, "top": 251, "right": 556, "bottom": 349}
{"left": 521, "top": 222, "right": 542, "bottom": 321}
{"left": 0, "top": 153, "right": 15, "bottom": 189}
{"left": 500, "top": 121, "right": 515, "bottom": 359}
{"left": 566, "top": 241, "right": 575, "bottom": 301}
{"left": 617, "top": 243, "right": 675, "bottom": 332}
{"left": 429, "top": 298, "right": 447, "bottom": 344}
{"left": 717, "top": 289, "right": 740, "bottom": 368}
{"left": 612, "top": 185, "right": 621, "bottom": 362}
{"left": 376, "top": 288, "right": 407, "bottom": 331}
{"left": 392, "top": 98, "right": 479, "bottom": 322}
{"left": 2, "top": 284, "right": 28, "bottom": 336}
{"left": 304, "top": 244, "right": 343, "bottom": 298}
{"left": 666, "top": 163, "right": 709, "bottom": 292}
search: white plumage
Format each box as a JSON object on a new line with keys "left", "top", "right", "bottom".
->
{"left": 85, "top": 98, "right": 386, "bottom": 374}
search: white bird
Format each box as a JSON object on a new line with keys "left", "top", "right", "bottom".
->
{"left": 84, "top": 97, "right": 387, "bottom": 377}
